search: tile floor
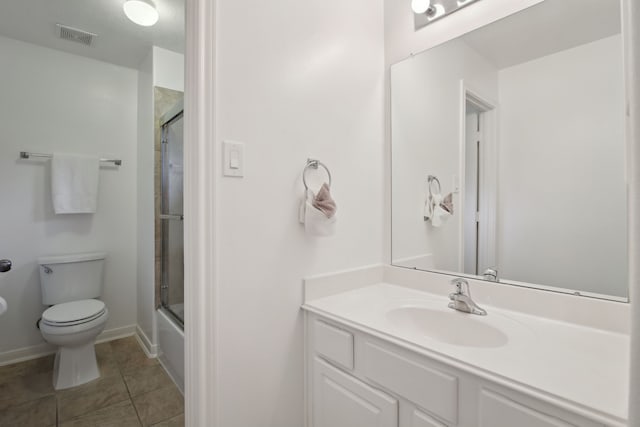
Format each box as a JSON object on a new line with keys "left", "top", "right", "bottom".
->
{"left": 0, "top": 336, "right": 184, "bottom": 427}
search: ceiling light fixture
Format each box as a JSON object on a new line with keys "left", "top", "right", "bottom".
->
{"left": 123, "top": 0, "right": 159, "bottom": 27}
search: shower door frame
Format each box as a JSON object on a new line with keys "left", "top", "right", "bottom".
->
{"left": 160, "top": 102, "right": 185, "bottom": 327}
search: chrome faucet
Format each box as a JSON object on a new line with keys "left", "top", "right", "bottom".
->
{"left": 448, "top": 278, "right": 487, "bottom": 316}
{"left": 483, "top": 267, "right": 499, "bottom": 282}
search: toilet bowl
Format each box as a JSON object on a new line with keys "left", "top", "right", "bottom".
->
{"left": 37, "top": 252, "right": 108, "bottom": 390}
{"left": 40, "top": 299, "right": 109, "bottom": 390}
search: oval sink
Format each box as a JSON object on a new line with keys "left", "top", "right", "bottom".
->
{"left": 386, "top": 306, "right": 509, "bottom": 348}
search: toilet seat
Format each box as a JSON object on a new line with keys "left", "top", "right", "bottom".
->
{"left": 42, "top": 299, "right": 106, "bottom": 327}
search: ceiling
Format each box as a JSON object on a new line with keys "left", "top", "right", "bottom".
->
{"left": 0, "top": 0, "right": 184, "bottom": 69}
{"left": 462, "top": 0, "right": 621, "bottom": 69}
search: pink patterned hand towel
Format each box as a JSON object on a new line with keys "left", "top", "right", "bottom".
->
{"left": 312, "top": 183, "right": 337, "bottom": 218}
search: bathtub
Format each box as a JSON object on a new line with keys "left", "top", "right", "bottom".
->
{"left": 156, "top": 308, "right": 184, "bottom": 393}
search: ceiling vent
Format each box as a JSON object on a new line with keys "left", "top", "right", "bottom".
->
{"left": 56, "top": 24, "right": 96, "bottom": 46}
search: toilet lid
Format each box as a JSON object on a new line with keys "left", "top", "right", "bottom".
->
{"left": 42, "top": 299, "right": 106, "bottom": 325}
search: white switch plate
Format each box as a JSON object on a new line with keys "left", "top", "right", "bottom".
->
{"left": 223, "top": 140, "right": 244, "bottom": 177}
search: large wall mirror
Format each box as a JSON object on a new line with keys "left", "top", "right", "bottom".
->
{"left": 391, "top": 0, "right": 628, "bottom": 300}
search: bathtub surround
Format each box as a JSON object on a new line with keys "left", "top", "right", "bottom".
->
{"left": 0, "top": 34, "right": 138, "bottom": 360}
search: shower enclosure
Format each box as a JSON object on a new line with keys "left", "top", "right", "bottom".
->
{"left": 160, "top": 103, "right": 184, "bottom": 326}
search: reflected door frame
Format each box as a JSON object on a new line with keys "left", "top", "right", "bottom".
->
{"left": 458, "top": 81, "right": 498, "bottom": 275}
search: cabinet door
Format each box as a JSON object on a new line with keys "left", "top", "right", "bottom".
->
{"left": 479, "top": 390, "right": 577, "bottom": 427}
{"left": 313, "top": 358, "right": 398, "bottom": 427}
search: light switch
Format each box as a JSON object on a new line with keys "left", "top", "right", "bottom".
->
{"left": 230, "top": 150, "right": 240, "bottom": 169}
{"left": 223, "top": 140, "right": 244, "bottom": 177}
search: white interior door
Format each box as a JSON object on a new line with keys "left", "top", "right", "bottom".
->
{"left": 464, "top": 110, "right": 481, "bottom": 275}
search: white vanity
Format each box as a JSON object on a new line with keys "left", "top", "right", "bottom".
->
{"left": 302, "top": 266, "right": 628, "bottom": 427}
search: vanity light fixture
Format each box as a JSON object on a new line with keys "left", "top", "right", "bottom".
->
{"left": 412, "top": 0, "right": 436, "bottom": 15}
{"left": 123, "top": 0, "right": 159, "bottom": 27}
{"left": 412, "top": 0, "right": 481, "bottom": 30}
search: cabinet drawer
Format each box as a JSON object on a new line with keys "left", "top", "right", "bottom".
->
{"left": 313, "top": 320, "right": 354, "bottom": 370}
{"left": 363, "top": 342, "right": 458, "bottom": 424}
{"left": 313, "top": 358, "right": 398, "bottom": 427}
{"left": 412, "top": 409, "right": 448, "bottom": 427}
{"left": 479, "top": 389, "right": 577, "bottom": 427}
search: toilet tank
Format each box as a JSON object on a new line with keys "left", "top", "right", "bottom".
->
{"left": 38, "top": 252, "right": 106, "bottom": 305}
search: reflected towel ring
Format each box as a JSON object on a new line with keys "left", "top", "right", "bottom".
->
{"left": 303, "top": 159, "right": 332, "bottom": 191}
{"left": 428, "top": 175, "right": 441, "bottom": 195}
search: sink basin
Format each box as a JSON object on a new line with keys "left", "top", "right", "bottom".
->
{"left": 386, "top": 306, "right": 509, "bottom": 348}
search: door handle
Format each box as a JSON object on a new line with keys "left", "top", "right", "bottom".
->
{"left": 159, "top": 214, "right": 184, "bottom": 221}
{"left": 0, "top": 259, "right": 12, "bottom": 273}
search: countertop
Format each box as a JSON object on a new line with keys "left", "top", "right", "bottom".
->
{"left": 302, "top": 282, "right": 629, "bottom": 426}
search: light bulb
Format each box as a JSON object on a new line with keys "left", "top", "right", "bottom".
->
{"left": 411, "top": 0, "right": 432, "bottom": 14}
{"left": 123, "top": 0, "right": 159, "bottom": 27}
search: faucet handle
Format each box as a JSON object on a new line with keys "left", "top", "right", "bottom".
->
{"left": 483, "top": 267, "right": 498, "bottom": 282}
{"left": 451, "top": 278, "right": 469, "bottom": 295}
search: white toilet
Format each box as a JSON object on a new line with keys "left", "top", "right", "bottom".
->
{"left": 38, "top": 252, "right": 109, "bottom": 390}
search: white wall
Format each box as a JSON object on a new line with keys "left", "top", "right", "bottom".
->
{"left": 214, "top": 1, "right": 384, "bottom": 425}
{"left": 391, "top": 39, "right": 498, "bottom": 271}
{"left": 0, "top": 35, "right": 138, "bottom": 356}
{"left": 153, "top": 47, "right": 184, "bottom": 92}
{"left": 497, "top": 35, "right": 627, "bottom": 296}
{"left": 137, "top": 49, "right": 156, "bottom": 346}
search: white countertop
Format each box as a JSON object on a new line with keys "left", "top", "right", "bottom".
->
{"left": 303, "top": 282, "right": 629, "bottom": 426}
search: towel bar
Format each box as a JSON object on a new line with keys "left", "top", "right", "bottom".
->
{"left": 303, "top": 158, "right": 332, "bottom": 190}
{"left": 20, "top": 151, "right": 122, "bottom": 166}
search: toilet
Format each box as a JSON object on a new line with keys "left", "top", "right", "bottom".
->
{"left": 37, "top": 252, "right": 109, "bottom": 390}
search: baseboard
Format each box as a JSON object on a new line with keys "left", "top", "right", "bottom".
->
{"left": 0, "top": 324, "right": 137, "bottom": 367}
{"left": 96, "top": 325, "right": 137, "bottom": 344}
{"left": 0, "top": 342, "right": 56, "bottom": 366}
{"left": 135, "top": 325, "right": 158, "bottom": 358}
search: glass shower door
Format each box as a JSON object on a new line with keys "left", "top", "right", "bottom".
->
{"left": 160, "top": 107, "right": 184, "bottom": 325}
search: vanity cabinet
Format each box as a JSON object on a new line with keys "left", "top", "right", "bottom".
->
{"left": 313, "top": 358, "right": 398, "bottom": 427}
{"left": 305, "top": 314, "right": 608, "bottom": 427}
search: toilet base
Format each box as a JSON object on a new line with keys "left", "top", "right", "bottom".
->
{"left": 53, "top": 342, "right": 100, "bottom": 390}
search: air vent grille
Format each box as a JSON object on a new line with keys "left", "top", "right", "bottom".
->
{"left": 57, "top": 24, "right": 96, "bottom": 46}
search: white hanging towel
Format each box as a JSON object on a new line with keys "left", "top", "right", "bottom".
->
{"left": 51, "top": 153, "right": 100, "bottom": 214}
{"left": 298, "top": 185, "right": 337, "bottom": 237}
{"left": 426, "top": 192, "right": 453, "bottom": 227}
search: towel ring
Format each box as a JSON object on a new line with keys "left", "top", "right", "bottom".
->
{"left": 427, "top": 175, "right": 441, "bottom": 195}
{"left": 303, "top": 158, "right": 332, "bottom": 191}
